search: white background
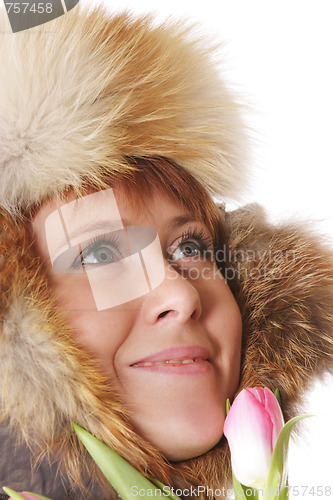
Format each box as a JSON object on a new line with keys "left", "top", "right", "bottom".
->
{"left": 78, "top": 0, "right": 333, "bottom": 496}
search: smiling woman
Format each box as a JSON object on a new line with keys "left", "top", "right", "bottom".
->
{"left": 0, "top": 4, "right": 333, "bottom": 500}
{"left": 30, "top": 160, "right": 242, "bottom": 464}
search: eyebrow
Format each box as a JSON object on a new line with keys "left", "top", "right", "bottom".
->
{"left": 61, "top": 218, "right": 123, "bottom": 245}
{"left": 57, "top": 213, "right": 203, "bottom": 247}
{"left": 164, "top": 215, "right": 203, "bottom": 231}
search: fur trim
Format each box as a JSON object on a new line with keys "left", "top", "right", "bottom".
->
{"left": 0, "top": 6, "right": 247, "bottom": 216}
{"left": 1, "top": 205, "right": 332, "bottom": 497}
{"left": 226, "top": 205, "right": 333, "bottom": 412}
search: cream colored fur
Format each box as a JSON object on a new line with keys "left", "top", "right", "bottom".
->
{"left": 0, "top": 6, "right": 247, "bottom": 216}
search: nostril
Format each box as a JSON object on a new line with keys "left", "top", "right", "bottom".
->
{"left": 191, "top": 309, "right": 200, "bottom": 321}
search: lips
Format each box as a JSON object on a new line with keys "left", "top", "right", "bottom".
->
{"left": 132, "top": 358, "right": 206, "bottom": 367}
{"left": 130, "top": 345, "right": 211, "bottom": 369}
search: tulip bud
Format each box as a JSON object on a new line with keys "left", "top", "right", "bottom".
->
{"left": 3, "top": 487, "right": 51, "bottom": 500}
{"left": 223, "top": 387, "right": 284, "bottom": 489}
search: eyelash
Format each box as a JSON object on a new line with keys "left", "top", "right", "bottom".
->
{"left": 175, "top": 227, "right": 213, "bottom": 255}
{"left": 72, "top": 226, "right": 213, "bottom": 269}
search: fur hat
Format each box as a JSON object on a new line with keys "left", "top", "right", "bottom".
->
{"left": 0, "top": 5, "right": 247, "bottom": 217}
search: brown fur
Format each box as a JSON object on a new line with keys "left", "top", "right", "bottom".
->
{"left": 227, "top": 205, "right": 333, "bottom": 411}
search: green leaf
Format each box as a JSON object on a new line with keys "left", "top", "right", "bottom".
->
{"left": 151, "top": 479, "right": 181, "bottom": 500}
{"left": 279, "top": 485, "right": 289, "bottom": 500}
{"left": 24, "top": 493, "right": 52, "bottom": 500}
{"left": 274, "top": 388, "right": 281, "bottom": 407}
{"left": 72, "top": 423, "right": 163, "bottom": 499}
{"left": 232, "top": 471, "right": 245, "bottom": 500}
{"left": 226, "top": 398, "right": 231, "bottom": 415}
{"left": 263, "top": 415, "right": 313, "bottom": 499}
{"left": 264, "top": 482, "right": 290, "bottom": 500}
{"left": 232, "top": 472, "right": 259, "bottom": 500}
{"left": 2, "top": 489, "right": 28, "bottom": 500}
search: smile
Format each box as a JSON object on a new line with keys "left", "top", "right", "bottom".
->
{"left": 131, "top": 357, "right": 206, "bottom": 367}
{"left": 129, "top": 345, "right": 212, "bottom": 375}
{"left": 130, "top": 345, "right": 211, "bottom": 367}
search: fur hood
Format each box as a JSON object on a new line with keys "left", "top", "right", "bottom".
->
{"left": 1, "top": 203, "right": 333, "bottom": 498}
{"left": 0, "top": 5, "right": 333, "bottom": 500}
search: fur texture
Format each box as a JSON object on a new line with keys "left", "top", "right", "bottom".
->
{"left": 1, "top": 205, "right": 333, "bottom": 498}
{"left": 0, "top": 6, "right": 247, "bottom": 216}
{"left": 226, "top": 205, "right": 333, "bottom": 405}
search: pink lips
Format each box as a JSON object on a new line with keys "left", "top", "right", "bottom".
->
{"left": 130, "top": 345, "right": 211, "bottom": 374}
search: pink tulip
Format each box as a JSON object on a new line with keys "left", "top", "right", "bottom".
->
{"left": 223, "top": 387, "right": 284, "bottom": 489}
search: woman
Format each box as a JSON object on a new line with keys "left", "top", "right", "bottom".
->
{"left": 0, "top": 5, "right": 332, "bottom": 499}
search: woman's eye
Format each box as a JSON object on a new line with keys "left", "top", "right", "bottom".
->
{"left": 83, "top": 245, "right": 116, "bottom": 264}
{"left": 171, "top": 241, "right": 202, "bottom": 261}
{"left": 168, "top": 227, "right": 213, "bottom": 264}
{"left": 72, "top": 243, "right": 120, "bottom": 269}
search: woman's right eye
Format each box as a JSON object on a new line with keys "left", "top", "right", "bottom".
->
{"left": 72, "top": 238, "right": 122, "bottom": 269}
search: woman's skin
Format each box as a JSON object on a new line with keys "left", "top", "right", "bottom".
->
{"left": 32, "top": 186, "right": 242, "bottom": 461}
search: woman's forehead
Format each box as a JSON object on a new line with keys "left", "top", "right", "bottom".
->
{"left": 34, "top": 184, "right": 193, "bottom": 222}
{"left": 32, "top": 186, "right": 200, "bottom": 247}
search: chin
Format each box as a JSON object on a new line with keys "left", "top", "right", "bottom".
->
{"left": 163, "top": 427, "right": 223, "bottom": 462}
{"left": 135, "top": 404, "right": 225, "bottom": 462}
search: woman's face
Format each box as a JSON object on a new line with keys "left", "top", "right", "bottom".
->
{"left": 32, "top": 186, "right": 242, "bottom": 461}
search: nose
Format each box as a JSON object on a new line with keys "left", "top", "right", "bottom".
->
{"left": 142, "top": 261, "right": 202, "bottom": 325}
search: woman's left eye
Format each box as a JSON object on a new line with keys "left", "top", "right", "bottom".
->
{"left": 169, "top": 228, "right": 213, "bottom": 263}
{"left": 172, "top": 241, "right": 202, "bottom": 261}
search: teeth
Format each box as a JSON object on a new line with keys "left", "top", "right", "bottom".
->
{"left": 133, "top": 358, "right": 205, "bottom": 367}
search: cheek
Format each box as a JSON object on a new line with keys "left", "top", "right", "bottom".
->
{"left": 65, "top": 309, "right": 135, "bottom": 378}
{"left": 49, "top": 274, "right": 136, "bottom": 376}
{"left": 49, "top": 272, "right": 97, "bottom": 311}
{"left": 219, "top": 291, "right": 243, "bottom": 355}
{"left": 201, "top": 269, "right": 242, "bottom": 387}
{"left": 219, "top": 291, "right": 242, "bottom": 394}
{"left": 222, "top": 303, "right": 242, "bottom": 393}
{"left": 200, "top": 265, "right": 242, "bottom": 339}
